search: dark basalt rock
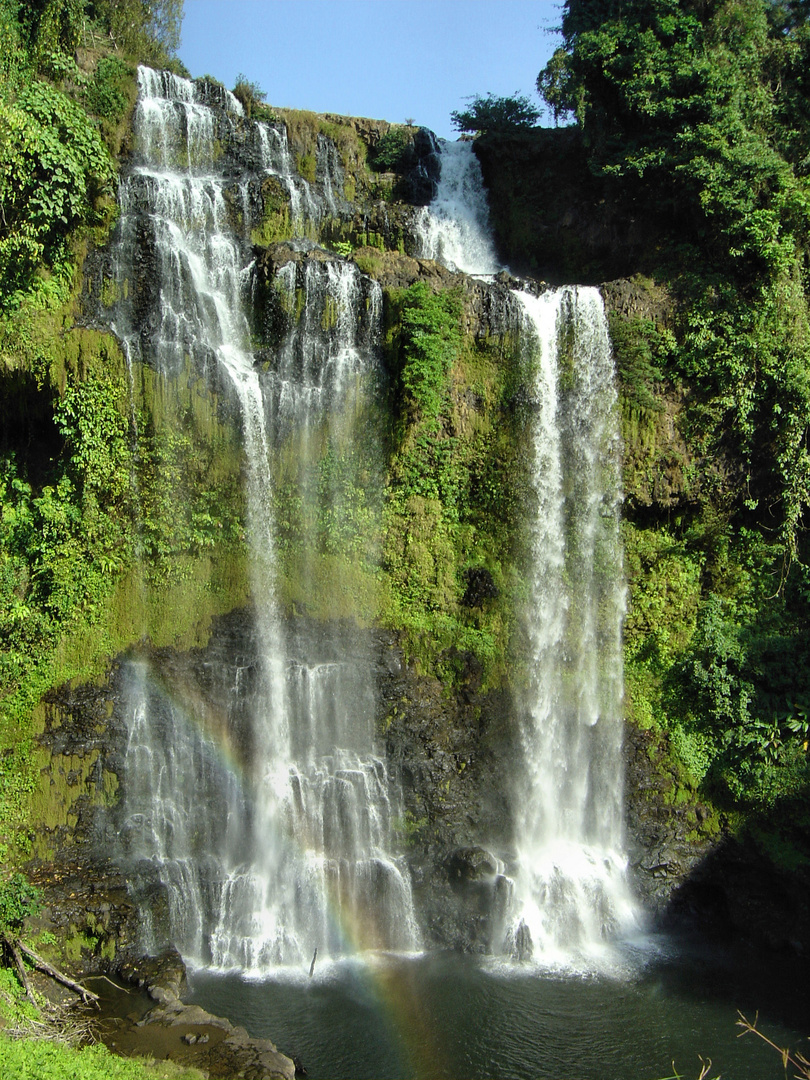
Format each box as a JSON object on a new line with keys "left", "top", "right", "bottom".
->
{"left": 662, "top": 835, "right": 810, "bottom": 955}
{"left": 623, "top": 722, "right": 716, "bottom": 915}
{"left": 461, "top": 567, "right": 499, "bottom": 607}
{"left": 379, "top": 631, "right": 519, "bottom": 952}
{"left": 622, "top": 721, "right": 810, "bottom": 955}
{"left": 511, "top": 918, "right": 533, "bottom": 962}
{"left": 396, "top": 127, "right": 441, "bottom": 205}
{"left": 474, "top": 127, "right": 670, "bottom": 283}
{"left": 445, "top": 846, "right": 502, "bottom": 884}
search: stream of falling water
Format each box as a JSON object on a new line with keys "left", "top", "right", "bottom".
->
{"left": 418, "top": 140, "right": 640, "bottom": 966}
{"left": 111, "top": 67, "right": 418, "bottom": 972}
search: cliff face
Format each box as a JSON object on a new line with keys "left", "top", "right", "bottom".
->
{"left": 5, "top": 70, "right": 807, "bottom": 976}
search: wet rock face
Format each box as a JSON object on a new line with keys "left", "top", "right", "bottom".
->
{"left": 662, "top": 838, "right": 810, "bottom": 955}
{"left": 378, "top": 631, "right": 519, "bottom": 951}
{"left": 623, "top": 723, "right": 716, "bottom": 916}
{"left": 25, "top": 672, "right": 142, "bottom": 972}
{"left": 29, "top": 611, "right": 809, "bottom": 967}
{"left": 27, "top": 614, "right": 519, "bottom": 967}
{"left": 461, "top": 567, "right": 499, "bottom": 608}
{"left": 475, "top": 128, "right": 670, "bottom": 283}
{"left": 395, "top": 127, "right": 442, "bottom": 205}
{"left": 622, "top": 722, "right": 810, "bottom": 956}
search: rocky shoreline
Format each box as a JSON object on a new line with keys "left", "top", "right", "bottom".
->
{"left": 93, "top": 950, "right": 296, "bottom": 1080}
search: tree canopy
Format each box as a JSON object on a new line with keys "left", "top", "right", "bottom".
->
{"left": 451, "top": 92, "right": 540, "bottom": 135}
{"left": 538, "top": 0, "right": 810, "bottom": 554}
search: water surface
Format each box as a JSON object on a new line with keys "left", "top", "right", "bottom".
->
{"left": 187, "top": 941, "right": 807, "bottom": 1080}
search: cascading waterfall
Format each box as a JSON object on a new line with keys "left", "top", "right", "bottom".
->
{"left": 415, "top": 138, "right": 501, "bottom": 276}
{"left": 418, "top": 140, "right": 639, "bottom": 963}
{"left": 111, "top": 67, "right": 418, "bottom": 971}
{"left": 508, "top": 287, "right": 638, "bottom": 964}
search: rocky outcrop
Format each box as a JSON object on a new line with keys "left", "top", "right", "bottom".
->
{"left": 378, "top": 631, "right": 517, "bottom": 951}
{"left": 475, "top": 128, "right": 669, "bottom": 283}
{"left": 111, "top": 949, "right": 296, "bottom": 1079}
{"left": 622, "top": 721, "right": 810, "bottom": 955}
{"left": 623, "top": 723, "right": 716, "bottom": 915}
{"left": 25, "top": 611, "right": 521, "bottom": 963}
{"left": 662, "top": 835, "right": 810, "bottom": 955}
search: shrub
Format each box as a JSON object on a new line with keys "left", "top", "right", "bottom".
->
{"left": 369, "top": 130, "right": 408, "bottom": 171}
{"left": 0, "top": 873, "right": 41, "bottom": 939}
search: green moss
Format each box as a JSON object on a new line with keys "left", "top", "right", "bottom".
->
{"left": 352, "top": 248, "right": 387, "bottom": 278}
{"left": 278, "top": 553, "right": 381, "bottom": 624}
{"left": 1, "top": 311, "right": 251, "bottom": 859}
{"left": 63, "top": 928, "right": 95, "bottom": 962}
{"left": 376, "top": 283, "right": 531, "bottom": 687}
{"left": 296, "top": 152, "right": 316, "bottom": 185}
{"left": 250, "top": 175, "right": 293, "bottom": 246}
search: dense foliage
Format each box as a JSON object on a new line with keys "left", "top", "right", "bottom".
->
{"left": 539, "top": 0, "right": 810, "bottom": 823}
{"left": 539, "top": 0, "right": 810, "bottom": 550}
{"left": 0, "top": 0, "right": 193, "bottom": 877}
{"left": 368, "top": 129, "right": 409, "bottom": 171}
{"left": 0, "top": 872, "right": 41, "bottom": 939}
{"left": 381, "top": 281, "right": 531, "bottom": 684}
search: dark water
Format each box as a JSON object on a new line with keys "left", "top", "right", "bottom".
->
{"left": 186, "top": 939, "right": 808, "bottom": 1080}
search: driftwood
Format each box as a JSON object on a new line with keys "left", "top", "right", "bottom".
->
{"left": 2, "top": 935, "right": 100, "bottom": 1007}
{"left": 17, "top": 941, "right": 100, "bottom": 1006}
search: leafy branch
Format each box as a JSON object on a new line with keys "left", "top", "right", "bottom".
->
{"left": 736, "top": 1011, "right": 810, "bottom": 1079}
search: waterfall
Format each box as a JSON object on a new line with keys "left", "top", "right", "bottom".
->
{"left": 418, "top": 140, "right": 639, "bottom": 964}
{"left": 415, "top": 139, "right": 501, "bottom": 275}
{"left": 508, "top": 287, "right": 638, "bottom": 964}
{"left": 111, "top": 67, "right": 418, "bottom": 972}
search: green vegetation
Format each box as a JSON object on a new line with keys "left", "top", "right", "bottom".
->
{"left": 0, "top": 1, "right": 250, "bottom": 879}
{"left": 535, "top": 0, "right": 810, "bottom": 832}
{"left": 395, "top": 282, "right": 460, "bottom": 421}
{"left": 0, "top": 872, "right": 41, "bottom": 939}
{"left": 232, "top": 71, "right": 267, "bottom": 118}
{"left": 0, "top": 1038, "right": 204, "bottom": 1080}
{"left": 368, "top": 129, "right": 408, "bottom": 171}
{"left": 381, "top": 281, "right": 530, "bottom": 685}
{"left": 539, "top": 0, "right": 810, "bottom": 553}
{"left": 451, "top": 92, "right": 540, "bottom": 134}
{"left": 0, "top": 77, "right": 115, "bottom": 308}
{"left": 85, "top": 0, "right": 185, "bottom": 71}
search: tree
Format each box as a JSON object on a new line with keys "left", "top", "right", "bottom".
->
{"left": 536, "top": 48, "right": 574, "bottom": 126}
{"left": 22, "top": 0, "right": 84, "bottom": 61}
{"left": 92, "top": 0, "right": 184, "bottom": 66}
{"left": 450, "top": 92, "right": 540, "bottom": 135}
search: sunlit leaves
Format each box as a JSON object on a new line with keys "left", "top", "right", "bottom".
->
{"left": 451, "top": 93, "right": 540, "bottom": 135}
{"left": 0, "top": 82, "right": 114, "bottom": 303}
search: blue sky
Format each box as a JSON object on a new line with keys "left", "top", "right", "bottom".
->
{"left": 179, "top": 0, "right": 563, "bottom": 139}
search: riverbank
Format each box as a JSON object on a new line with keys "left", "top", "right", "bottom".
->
{"left": 87, "top": 951, "right": 295, "bottom": 1080}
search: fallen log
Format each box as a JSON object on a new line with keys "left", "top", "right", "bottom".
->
{"left": 6, "top": 938, "right": 37, "bottom": 1006}
{"left": 17, "top": 941, "right": 100, "bottom": 1006}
